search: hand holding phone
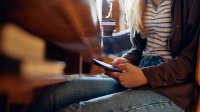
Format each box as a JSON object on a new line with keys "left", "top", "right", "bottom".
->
{"left": 92, "top": 59, "right": 122, "bottom": 73}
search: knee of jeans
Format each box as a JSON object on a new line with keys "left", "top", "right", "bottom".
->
{"left": 42, "top": 87, "right": 55, "bottom": 100}
{"left": 31, "top": 86, "right": 59, "bottom": 110}
{"left": 29, "top": 90, "right": 54, "bottom": 112}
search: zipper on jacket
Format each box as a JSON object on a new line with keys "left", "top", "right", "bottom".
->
{"left": 168, "top": 0, "right": 175, "bottom": 55}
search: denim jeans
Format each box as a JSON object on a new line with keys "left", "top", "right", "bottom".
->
{"left": 29, "top": 56, "right": 184, "bottom": 112}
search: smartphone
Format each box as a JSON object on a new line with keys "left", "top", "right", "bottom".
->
{"left": 92, "top": 59, "right": 122, "bottom": 72}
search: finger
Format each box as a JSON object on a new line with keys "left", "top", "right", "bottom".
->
{"left": 111, "top": 59, "right": 120, "bottom": 67}
{"left": 108, "top": 72, "right": 120, "bottom": 80}
{"left": 105, "top": 71, "right": 112, "bottom": 76}
{"left": 105, "top": 71, "right": 116, "bottom": 78}
{"left": 111, "top": 58, "right": 124, "bottom": 66}
{"left": 117, "top": 64, "right": 128, "bottom": 71}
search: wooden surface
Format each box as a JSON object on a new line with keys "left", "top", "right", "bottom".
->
{"left": 58, "top": 0, "right": 102, "bottom": 59}
{"left": 197, "top": 94, "right": 200, "bottom": 112}
{"left": 3, "top": 0, "right": 102, "bottom": 60}
{"left": 196, "top": 39, "right": 200, "bottom": 86}
{"left": 0, "top": 0, "right": 103, "bottom": 111}
{"left": 196, "top": 39, "right": 200, "bottom": 112}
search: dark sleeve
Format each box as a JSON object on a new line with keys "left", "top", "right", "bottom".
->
{"left": 122, "top": 30, "right": 147, "bottom": 66}
{"left": 142, "top": 0, "right": 200, "bottom": 87}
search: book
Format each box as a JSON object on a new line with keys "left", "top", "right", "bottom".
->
{"left": 101, "top": 20, "right": 116, "bottom": 36}
{"left": 0, "top": 23, "right": 45, "bottom": 60}
{"left": 0, "top": 23, "right": 67, "bottom": 77}
{"left": 101, "top": 20, "right": 116, "bottom": 26}
{"left": 0, "top": 54, "right": 66, "bottom": 77}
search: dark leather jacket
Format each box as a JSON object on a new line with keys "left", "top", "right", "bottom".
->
{"left": 123, "top": 0, "right": 200, "bottom": 111}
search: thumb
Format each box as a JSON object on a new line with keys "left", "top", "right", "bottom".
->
{"left": 117, "top": 64, "right": 128, "bottom": 72}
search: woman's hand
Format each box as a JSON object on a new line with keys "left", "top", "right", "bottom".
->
{"left": 111, "top": 57, "right": 130, "bottom": 67}
{"left": 106, "top": 63, "right": 148, "bottom": 88}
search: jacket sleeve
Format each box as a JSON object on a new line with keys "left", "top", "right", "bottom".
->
{"left": 122, "top": 29, "right": 146, "bottom": 66}
{"left": 142, "top": 0, "right": 200, "bottom": 87}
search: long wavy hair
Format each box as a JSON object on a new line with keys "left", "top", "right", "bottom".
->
{"left": 119, "top": 0, "right": 146, "bottom": 34}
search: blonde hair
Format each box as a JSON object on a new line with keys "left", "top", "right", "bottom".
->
{"left": 119, "top": 0, "right": 146, "bottom": 34}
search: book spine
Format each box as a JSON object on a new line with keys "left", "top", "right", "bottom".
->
{"left": 1, "top": 24, "right": 45, "bottom": 60}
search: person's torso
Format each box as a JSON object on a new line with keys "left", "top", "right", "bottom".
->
{"left": 142, "top": 0, "right": 173, "bottom": 59}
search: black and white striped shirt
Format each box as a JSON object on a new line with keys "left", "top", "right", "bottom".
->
{"left": 142, "top": 0, "right": 173, "bottom": 59}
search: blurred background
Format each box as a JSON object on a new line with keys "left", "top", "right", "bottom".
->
{"left": 0, "top": 0, "right": 132, "bottom": 111}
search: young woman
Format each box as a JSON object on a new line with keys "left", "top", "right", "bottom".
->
{"left": 29, "top": 0, "right": 200, "bottom": 112}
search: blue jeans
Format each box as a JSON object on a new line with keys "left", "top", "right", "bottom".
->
{"left": 29, "top": 56, "right": 184, "bottom": 112}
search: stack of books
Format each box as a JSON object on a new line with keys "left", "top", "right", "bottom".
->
{"left": 101, "top": 19, "right": 116, "bottom": 36}
{"left": 0, "top": 23, "right": 66, "bottom": 78}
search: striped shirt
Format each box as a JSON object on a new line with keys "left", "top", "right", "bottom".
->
{"left": 142, "top": 0, "right": 173, "bottom": 59}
